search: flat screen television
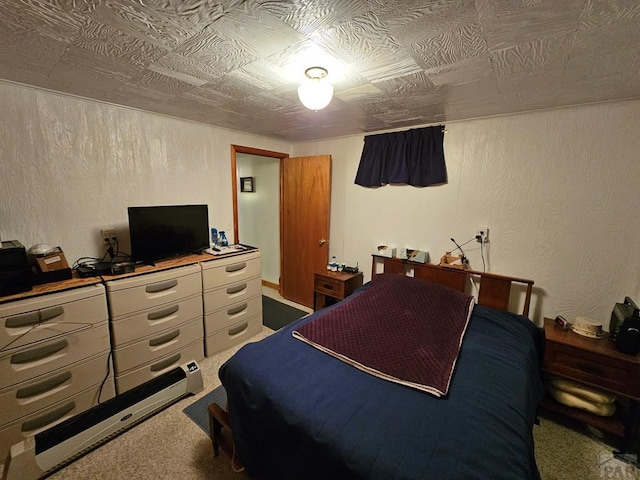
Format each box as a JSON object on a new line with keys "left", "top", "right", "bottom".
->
{"left": 128, "top": 204, "right": 210, "bottom": 263}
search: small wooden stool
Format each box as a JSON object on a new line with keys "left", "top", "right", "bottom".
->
{"left": 208, "top": 403, "right": 233, "bottom": 457}
{"left": 208, "top": 402, "right": 245, "bottom": 471}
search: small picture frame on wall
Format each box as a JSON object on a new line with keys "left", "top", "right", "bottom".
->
{"left": 240, "top": 176, "right": 255, "bottom": 192}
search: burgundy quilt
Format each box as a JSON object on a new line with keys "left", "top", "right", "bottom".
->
{"left": 293, "top": 273, "right": 475, "bottom": 396}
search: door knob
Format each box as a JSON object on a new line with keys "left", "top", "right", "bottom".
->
{"left": 319, "top": 239, "right": 328, "bottom": 246}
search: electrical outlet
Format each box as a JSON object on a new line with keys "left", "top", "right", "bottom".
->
{"left": 476, "top": 226, "right": 489, "bottom": 243}
{"left": 100, "top": 228, "right": 117, "bottom": 247}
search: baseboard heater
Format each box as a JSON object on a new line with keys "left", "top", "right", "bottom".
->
{"left": 3, "top": 361, "right": 203, "bottom": 480}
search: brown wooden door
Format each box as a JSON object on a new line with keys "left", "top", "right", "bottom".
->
{"left": 281, "top": 155, "right": 331, "bottom": 307}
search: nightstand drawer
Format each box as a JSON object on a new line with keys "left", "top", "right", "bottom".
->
{"left": 544, "top": 343, "right": 639, "bottom": 398}
{"left": 314, "top": 275, "right": 346, "bottom": 298}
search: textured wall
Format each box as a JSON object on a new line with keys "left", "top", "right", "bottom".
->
{"left": 2, "top": 80, "right": 638, "bottom": 326}
{"left": 0, "top": 81, "right": 290, "bottom": 264}
{"left": 293, "top": 101, "right": 640, "bottom": 325}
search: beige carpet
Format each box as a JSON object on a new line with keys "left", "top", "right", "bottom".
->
{"left": 37, "top": 291, "right": 639, "bottom": 479}
{"left": 534, "top": 412, "right": 639, "bottom": 480}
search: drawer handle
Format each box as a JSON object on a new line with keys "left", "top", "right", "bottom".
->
{"left": 227, "top": 283, "right": 247, "bottom": 295}
{"left": 21, "top": 401, "right": 75, "bottom": 432}
{"left": 323, "top": 283, "right": 335, "bottom": 290}
{"left": 149, "top": 329, "right": 180, "bottom": 347}
{"left": 5, "top": 312, "right": 40, "bottom": 328}
{"left": 146, "top": 279, "right": 178, "bottom": 293}
{"left": 16, "top": 371, "right": 72, "bottom": 399}
{"left": 147, "top": 305, "right": 180, "bottom": 321}
{"left": 5, "top": 306, "right": 65, "bottom": 329}
{"left": 150, "top": 353, "right": 181, "bottom": 372}
{"left": 39, "top": 306, "right": 65, "bottom": 322}
{"left": 227, "top": 303, "right": 248, "bottom": 316}
{"left": 11, "top": 340, "right": 69, "bottom": 365}
{"left": 575, "top": 362, "right": 605, "bottom": 376}
{"left": 225, "top": 263, "right": 246, "bottom": 273}
{"left": 228, "top": 323, "right": 248, "bottom": 336}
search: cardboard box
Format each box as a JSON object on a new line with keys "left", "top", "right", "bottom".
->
{"left": 439, "top": 252, "right": 468, "bottom": 270}
{"left": 399, "top": 249, "right": 429, "bottom": 263}
{"left": 374, "top": 245, "right": 396, "bottom": 258}
{"left": 35, "top": 248, "right": 70, "bottom": 272}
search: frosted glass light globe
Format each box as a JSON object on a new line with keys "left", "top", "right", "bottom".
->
{"left": 298, "top": 70, "right": 334, "bottom": 111}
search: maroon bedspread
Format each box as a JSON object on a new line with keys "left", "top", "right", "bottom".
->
{"left": 293, "top": 273, "right": 475, "bottom": 396}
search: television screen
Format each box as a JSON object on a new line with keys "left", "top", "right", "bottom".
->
{"left": 128, "top": 204, "right": 210, "bottom": 263}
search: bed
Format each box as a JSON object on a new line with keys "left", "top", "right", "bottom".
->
{"left": 218, "top": 258, "right": 544, "bottom": 480}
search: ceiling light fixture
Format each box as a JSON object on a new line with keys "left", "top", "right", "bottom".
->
{"left": 297, "top": 66, "right": 333, "bottom": 111}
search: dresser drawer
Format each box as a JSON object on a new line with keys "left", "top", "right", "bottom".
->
{"left": 114, "top": 340, "right": 204, "bottom": 395}
{"left": 0, "top": 384, "right": 111, "bottom": 462}
{"left": 0, "top": 352, "right": 115, "bottom": 428}
{"left": 0, "top": 284, "right": 108, "bottom": 352}
{"left": 205, "top": 313, "right": 262, "bottom": 356}
{"left": 110, "top": 293, "right": 203, "bottom": 347}
{"left": 0, "top": 321, "right": 111, "bottom": 389}
{"left": 204, "top": 295, "right": 262, "bottom": 334}
{"left": 314, "top": 274, "right": 346, "bottom": 298}
{"left": 202, "top": 277, "right": 261, "bottom": 314}
{"left": 544, "top": 342, "right": 640, "bottom": 398}
{"left": 112, "top": 318, "right": 204, "bottom": 374}
{"left": 201, "top": 252, "right": 261, "bottom": 289}
{"left": 106, "top": 264, "right": 202, "bottom": 318}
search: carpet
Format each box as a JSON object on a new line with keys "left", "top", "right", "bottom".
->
{"left": 262, "top": 295, "right": 308, "bottom": 331}
{"left": 183, "top": 385, "right": 227, "bottom": 434}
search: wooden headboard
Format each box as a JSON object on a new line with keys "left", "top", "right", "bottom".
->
{"left": 371, "top": 255, "right": 534, "bottom": 317}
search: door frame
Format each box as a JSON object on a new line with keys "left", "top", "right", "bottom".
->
{"left": 230, "top": 144, "right": 289, "bottom": 291}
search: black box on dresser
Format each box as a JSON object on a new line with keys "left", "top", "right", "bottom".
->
{"left": 0, "top": 240, "right": 32, "bottom": 296}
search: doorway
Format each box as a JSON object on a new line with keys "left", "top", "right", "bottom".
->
{"left": 231, "top": 146, "right": 332, "bottom": 308}
{"left": 231, "top": 146, "right": 287, "bottom": 292}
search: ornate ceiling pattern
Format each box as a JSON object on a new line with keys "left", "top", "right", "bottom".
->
{"left": 0, "top": 0, "right": 638, "bottom": 141}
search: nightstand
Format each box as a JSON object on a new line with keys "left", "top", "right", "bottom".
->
{"left": 541, "top": 317, "right": 640, "bottom": 454}
{"left": 313, "top": 270, "right": 363, "bottom": 311}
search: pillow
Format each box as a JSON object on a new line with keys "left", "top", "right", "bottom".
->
{"left": 546, "top": 383, "right": 616, "bottom": 417}
{"left": 545, "top": 376, "right": 616, "bottom": 404}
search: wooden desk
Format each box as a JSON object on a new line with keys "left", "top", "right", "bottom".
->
{"left": 313, "top": 270, "right": 363, "bottom": 311}
{"left": 541, "top": 318, "right": 640, "bottom": 453}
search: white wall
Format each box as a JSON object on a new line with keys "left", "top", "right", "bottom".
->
{"left": 0, "top": 81, "right": 291, "bottom": 264}
{"left": 237, "top": 154, "right": 280, "bottom": 284}
{"left": 2, "top": 80, "right": 638, "bottom": 326}
{"left": 292, "top": 101, "right": 640, "bottom": 325}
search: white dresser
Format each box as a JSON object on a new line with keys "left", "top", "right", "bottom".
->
{"left": 201, "top": 250, "right": 263, "bottom": 355}
{"left": 105, "top": 264, "right": 205, "bottom": 394}
{"left": 0, "top": 284, "right": 114, "bottom": 462}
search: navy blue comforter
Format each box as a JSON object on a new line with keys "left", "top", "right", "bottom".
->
{"left": 219, "top": 289, "right": 544, "bottom": 480}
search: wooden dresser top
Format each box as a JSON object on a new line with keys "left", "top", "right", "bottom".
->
{"left": 0, "top": 247, "right": 257, "bottom": 304}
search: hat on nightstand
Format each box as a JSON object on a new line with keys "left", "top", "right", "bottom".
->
{"left": 570, "top": 316, "right": 605, "bottom": 339}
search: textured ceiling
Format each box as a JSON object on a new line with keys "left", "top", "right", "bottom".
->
{"left": 1, "top": 0, "right": 639, "bottom": 142}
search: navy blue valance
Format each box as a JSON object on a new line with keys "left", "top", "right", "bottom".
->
{"left": 354, "top": 126, "right": 446, "bottom": 187}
